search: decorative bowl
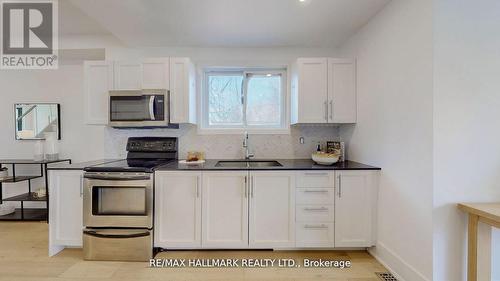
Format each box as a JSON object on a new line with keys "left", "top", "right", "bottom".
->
{"left": 312, "top": 152, "right": 340, "bottom": 165}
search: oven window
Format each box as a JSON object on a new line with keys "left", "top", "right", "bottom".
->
{"left": 92, "top": 186, "right": 147, "bottom": 216}
{"left": 110, "top": 95, "right": 164, "bottom": 122}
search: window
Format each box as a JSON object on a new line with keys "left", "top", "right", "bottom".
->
{"left": 202, "top": 68, "right": 287, "bottom": 132}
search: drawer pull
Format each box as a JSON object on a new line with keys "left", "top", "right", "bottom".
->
{"left": 304, "top": 224, "right": 328, "bottom": 229}
{"left": 303, "top": 207, "right": 328, "bottom": 212}
{"left": 303, "top": 190, "right": 329, "bottom": 193}
{"left": 304, "top": 172, "right": 329, "bottom": 176}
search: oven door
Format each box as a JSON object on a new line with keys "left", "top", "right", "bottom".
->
{"left": 109, "top": 90, "right": 168, "bottom": 127}
{"left": 83, "top": 172, "right": 153, "bottom": 228}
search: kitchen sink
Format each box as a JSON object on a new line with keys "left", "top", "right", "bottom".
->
{"left": 214, "top": 161, "right": 249, "bottom": 168}
{"left": 215, "top": 160, "right": 283, "bottom": 168}
{"left": 248, "top": 161, "right": 282, "bottom": 167}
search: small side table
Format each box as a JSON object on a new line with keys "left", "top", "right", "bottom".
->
{"left": 0, "top": 159, "right": 71, "bottom": 222}
{"left": 458, "top": 203, "right": 500, "bottom": 281}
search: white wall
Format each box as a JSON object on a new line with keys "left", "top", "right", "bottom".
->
{"left": 0, "top": 66, "right": 105, "bottom": 161}
{"left": 433, "top": 0, "right": 500, "bottom": 280}
{"left": 338, "top": 0, "right": 433, "bottom": 280}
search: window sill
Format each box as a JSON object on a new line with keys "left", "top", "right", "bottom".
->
{"left": 196, "top": 127, "right": 291, "bottom": 135}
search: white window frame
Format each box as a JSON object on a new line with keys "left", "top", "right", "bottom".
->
{"left": 199, "top": 67, "right": 289, "bottom": 134}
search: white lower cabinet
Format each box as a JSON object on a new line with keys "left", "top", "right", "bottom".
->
{"left": 48, "top": 170, "right": 84, "bottom": 256}
{"left": 294, "top": 170, "right": 378, "bottom": 248}
{"left": 154, "top": 171, "right": 201, "bottom": 248}
{"left": 249, "top": 171, "right": 295, "bottom": 248}
{"left": 334, "top": 170, "right": 378, "bottom": 247}
{"left": 153, "top": 169, "right": 378, "bottom": 250}
{"left": 202, "top": 171, "right": 249, "bottom": 248}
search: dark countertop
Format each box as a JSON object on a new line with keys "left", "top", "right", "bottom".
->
{"left": 47, "top": 159, "right": 121, "bottom": 170}
{"left": 157, "top": 159, "right": 381, "bottom": 171}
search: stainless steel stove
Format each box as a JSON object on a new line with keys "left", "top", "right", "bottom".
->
{"left": 82, "top": 137, "right": 177, "bottom": 261}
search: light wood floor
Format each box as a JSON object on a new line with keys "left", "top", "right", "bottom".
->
{"left": 0, "top": 222, "right": 387, "bottom": 281}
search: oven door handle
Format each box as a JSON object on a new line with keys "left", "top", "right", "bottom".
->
{"left": 84, "top": 174, "right": 151, "bottom": 181}
{"left": 83, "top": 230, "right": 150, "bottom": 239}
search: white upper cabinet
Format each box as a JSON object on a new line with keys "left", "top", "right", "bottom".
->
{"left": 334, "top": 170, "right": 377, "bottom": 247}
{"left": 291, "top": 58, "right": 329, "bottom": 124}
{"left": 84, "top": 61, "right": 113, "bottom": 125}
{"left": 142, "top": 58, "right": 170, "bottom": 89}
{"left": 84, "top": 57, "right": 195, "bottom": 125}
{"left": 113, "top": 60, "right": 142, "bottom": 90}
{"left": 114, "top": 58, "right": 170, "bottom": 90}
{"left": 154, "top": 171, "right": 201, "bottom": 248}
{"left": 249, "top": 171, "right": 295, "bottom": 248}
{"left": 328, "top": 59, "right": 356, "bottom": 123}
{"left": 202, "top": 172, "right": 249, "bottom": 248}
{"left": 169, "top": 57, "right": 196, "bottom": 124}
{"left": 291, "top": 57, "right": 357, "bottom": 124}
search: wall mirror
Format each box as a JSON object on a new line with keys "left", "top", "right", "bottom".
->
{"left": 15, "top": 103, "right": 61, "bottom": 140}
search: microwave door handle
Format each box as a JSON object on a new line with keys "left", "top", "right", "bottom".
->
{"left": 149, "top": 96, "right": 156, "bottom": 121}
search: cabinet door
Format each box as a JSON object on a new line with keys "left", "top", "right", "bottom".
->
{"left": 142, "top": 58, "right": 170, "bottom": 89}
{"left": 114, "top": 61, "right": 142, "bottom": 90}
{"left": 328, "top": 59, "right": 356, "bottom": 123}
{"left": 48, "top": 170, "right": 83, "bottom": 247}
{"left": 249, "top": 172, "right": 295, "bottom": 248}
{"left": 296, "top": 58, "right": 328, "bottom": 123}
{"left": 170, "top": 57, "right": 196, "bottom": 124}
{"left": 84, "top": 61, "right": 113, "bottom": 125}
{"left": 155, "top": 171, "right": 201, "bottom": 248}
{"left": 202, "top": 172, "right": 248, "bottom": 248}
{"left": 334, "top": 171, "right": 377, "bottom": 247}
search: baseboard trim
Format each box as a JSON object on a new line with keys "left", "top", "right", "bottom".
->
{"left": 368, "top": 242, "right": 430, "bottom": 281}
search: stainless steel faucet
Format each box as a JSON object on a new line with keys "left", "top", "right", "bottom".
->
{"left": 243, "top": 131, "right": 254, "bottom": 159}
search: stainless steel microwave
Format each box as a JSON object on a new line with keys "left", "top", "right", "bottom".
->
{"left": 109, "top": 89, "right": 169, "bottom": 127}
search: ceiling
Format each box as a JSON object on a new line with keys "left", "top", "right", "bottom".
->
{"left": 63, "top": 0, "right": 391, "bottom": 48}
{"left": 59, "top": 0, "right": 111, "bottom": 36}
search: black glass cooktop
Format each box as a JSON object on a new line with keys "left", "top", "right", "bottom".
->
{"left": 84, "top": 159, "right": 175, "bottom": 173}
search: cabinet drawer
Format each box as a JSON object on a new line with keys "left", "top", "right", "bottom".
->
{"left": 296, "top": 188, "right": 335, "bottom": 205}
{"left": 296, "top": 171, "right": 334, "bottom": 188}
{"left": 296, "top": 205, "right": 334, "bottom": 222}
{"left": 296, "top": 222, "right": 334, "bottom": 248}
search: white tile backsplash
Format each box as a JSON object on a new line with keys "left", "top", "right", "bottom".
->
{"left": 104, "top": 124, "right": 340, "bottom": 159}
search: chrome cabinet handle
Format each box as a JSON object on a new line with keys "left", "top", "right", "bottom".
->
{"left": 324, "top": 101, "right": 328, "bottom": 121}
{"left": 304, "top": 224, "right": 328, "bottom": 229}
{"left": 303, "top": 207, "right": 328, "bottom": 212}
{"left": 196, "top": 176, "right": 200, "bottom": 198}
{"left": 244, "top": 176, "right": 248, "bottom": 198}
{"left": 329, "top": 100, "right": 333, "bottom": 120}
{"left": 338, "top": 175, "right": 342, "bottom": 198}
{"left": 80, "top": 174, "right": 84, "bottom": 197}
{"left": 251, "top": 176, "right": 254, "bottom": 198}
{"left": 304, "top": 172, "right": 328, "bottom": 176}
{"left": 303, "top": 190, "right": 329, "bottom": 193}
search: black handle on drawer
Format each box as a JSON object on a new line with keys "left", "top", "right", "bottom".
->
{"left": 83, "top": 230, "right": 150, "bottom": 239}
